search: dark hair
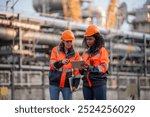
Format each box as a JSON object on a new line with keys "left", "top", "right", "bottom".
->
{"left": 82, "top": 33, "right": 105, "bottom": 49}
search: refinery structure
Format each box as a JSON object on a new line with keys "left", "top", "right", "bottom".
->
{"left": 0, "top": 0, "right": 150, "bottom": 100}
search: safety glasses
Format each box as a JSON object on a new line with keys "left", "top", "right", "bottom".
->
{"left": 64, "top": 40, "right": 73, "bottom": 43}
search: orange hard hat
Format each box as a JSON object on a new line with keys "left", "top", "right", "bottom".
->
{"left": 84, "top": 25, "right": 99, "bottom": 37}
{"left": 61, "top": 30, "right": 75, "bottom": 41}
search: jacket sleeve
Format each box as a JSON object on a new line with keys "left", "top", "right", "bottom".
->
{"left": 53, "top": 60, "right": 64, "bottom": 69}
{"left": 89, "top": 48, "right": 109, "bottom": 73}
{"left": 99, "top": 47, "right": 109, "bottom": 73}
{"left": 50, "top": 47, "right": 63, "bottom": 70}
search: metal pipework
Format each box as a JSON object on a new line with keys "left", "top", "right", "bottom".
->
{"left": 0, "top": 27, "right": 142, "bottom": 53}
{"left": 31, "top": 18, "right": 150, "bottom": 40}
{"left": 0, "top": 19, "right": 40, "bottom": 31}
{"left": 33, "top": 0, "right": 63, "bottom": 13}
{"left": 1, "top": 64, "right": 150, "bottom": 77}
{"left": 0, "top": 27, "right": 83, "bottom": 47}
{"left": 1, "top": 11, "right": 150, "bottom": 40}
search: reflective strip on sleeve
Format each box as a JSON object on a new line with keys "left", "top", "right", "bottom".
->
{"left": 74, "top": 68, "right": 79, "bottom": 71}
{"left": 98, "top": 66, "right": 102, "bottom": 72}
{"left": 96, "top": 53, "right": 100, "bottom": 57}
{"left": 50, "top": 60, "right": 55, "bottom": 64}
{"left": 99, "top": 63, "right": 109, "bottom": 73}
{"left": 50, "top": 60, "right": 57, "bottom": 70}
{"left": 58, "top": 68, "right": 72, "bottom": 72}
{"left": 50, "top": 64, "right": 56, "bottom": 70}
{"left": 101, "top": 63, "right": 108, "bottom": 69}
{"left": 74, "top": 75, "right": 81, "bottom": 78}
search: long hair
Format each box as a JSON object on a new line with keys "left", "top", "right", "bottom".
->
{"left": 82, "top": 33, "right": 105, "bottom": 50}
{"left": 59, "top": 41, "right": 65, "bottom": 52}
{"left": 58, "top": 41, "right": 74, "bottom": 52}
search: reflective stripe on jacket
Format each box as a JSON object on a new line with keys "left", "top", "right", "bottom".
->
{"left": 49, "top": 46, "right": 80, "bottom": 88}
{"left": 81, "top": 47, "right": 109, "bottom": 87}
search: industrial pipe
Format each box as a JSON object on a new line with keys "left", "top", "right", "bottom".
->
{"left": 1, "top": 11, "right": 150, "bottom": 40}
{"left": 0, "top": 27, "right": 83, "bottom": 47}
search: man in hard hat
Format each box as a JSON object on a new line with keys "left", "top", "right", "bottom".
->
{"left": 49, "top": 30, "right": 81, "bottom": 100}
{"left": 79, "top": 25, "right": 109, "bottom": 100}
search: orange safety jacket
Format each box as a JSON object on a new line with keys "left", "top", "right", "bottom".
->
{"left": 80, "top": 47, "right": 109, "bottom": 87}
{"left": 49, "top": 46, "right": 81, "bottom": 88}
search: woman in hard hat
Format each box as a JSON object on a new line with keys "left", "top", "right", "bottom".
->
{"left": 79, "top": 25, "right": 109, "bottom": 100}
{"left": 49, "top": 30, "right": 80, "bottom": 100}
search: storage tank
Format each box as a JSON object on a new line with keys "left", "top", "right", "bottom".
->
{"left": 33, "top": 0, "right": 63, "bottom": 13}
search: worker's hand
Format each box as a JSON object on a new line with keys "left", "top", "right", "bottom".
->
{"left": 72, "top": 87, "right": 77, "bottom": 92}
{"left": 62, "top": 59, "right": 70, "bottom": 65}
{"left": 83, "top": 63, "right": 89, "bottom": 69}
{"left": 79, "top": 63, "right": 89, "bottom": 69}
{"left": 79, "top": 64, "right": 85, "bottom": 70}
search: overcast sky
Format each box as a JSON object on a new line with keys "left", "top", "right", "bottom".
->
{"left": 0, "top": 0, "right": 147, "bottom": 14}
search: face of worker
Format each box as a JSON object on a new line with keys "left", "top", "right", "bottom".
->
{"left": 63, "top": 40, "right": 73, "bottom": 49}
{"left": 85, "top": 36, "right": 95, "bottom": 47}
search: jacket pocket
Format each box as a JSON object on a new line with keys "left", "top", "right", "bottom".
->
{"left": 49, "top": 70, "right": 62, "bottom": 82}
{"left": 89, "top": 72, "right": 107, "bottom": 80}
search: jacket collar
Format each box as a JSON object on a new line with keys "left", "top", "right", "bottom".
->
{"left": 86, "top": 47, "right": 99, "bottom": 57}
{"left": 58, "top": 46, "right": 75, "bottom": 59}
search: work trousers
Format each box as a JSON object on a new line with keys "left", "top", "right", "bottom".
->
{"left": 49, "top": 85, "right": 72, "bottom": 100}
{"left": 83, "top": 84, "right": 107, "bottom": 100}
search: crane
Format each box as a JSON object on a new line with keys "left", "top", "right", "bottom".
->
{"left": 105, "top": 0, "right": 118, "bottom": 29}
{"left": 61, "top": 0, "right": 82, "bottom": 22}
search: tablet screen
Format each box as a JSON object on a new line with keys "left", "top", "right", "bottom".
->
{"left": 70, "top": 60, "right": 86, "bottom": 68}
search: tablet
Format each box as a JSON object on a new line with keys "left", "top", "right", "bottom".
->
{"left": 70, "top": 60, "right": 86, "bottom": 68}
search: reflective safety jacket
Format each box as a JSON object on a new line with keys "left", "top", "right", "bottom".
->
{"left": 49, "top": 46, "right": 81, "bottom": 88}
{"left": 80, "top": 47, "right": 109, "bottom": 87}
